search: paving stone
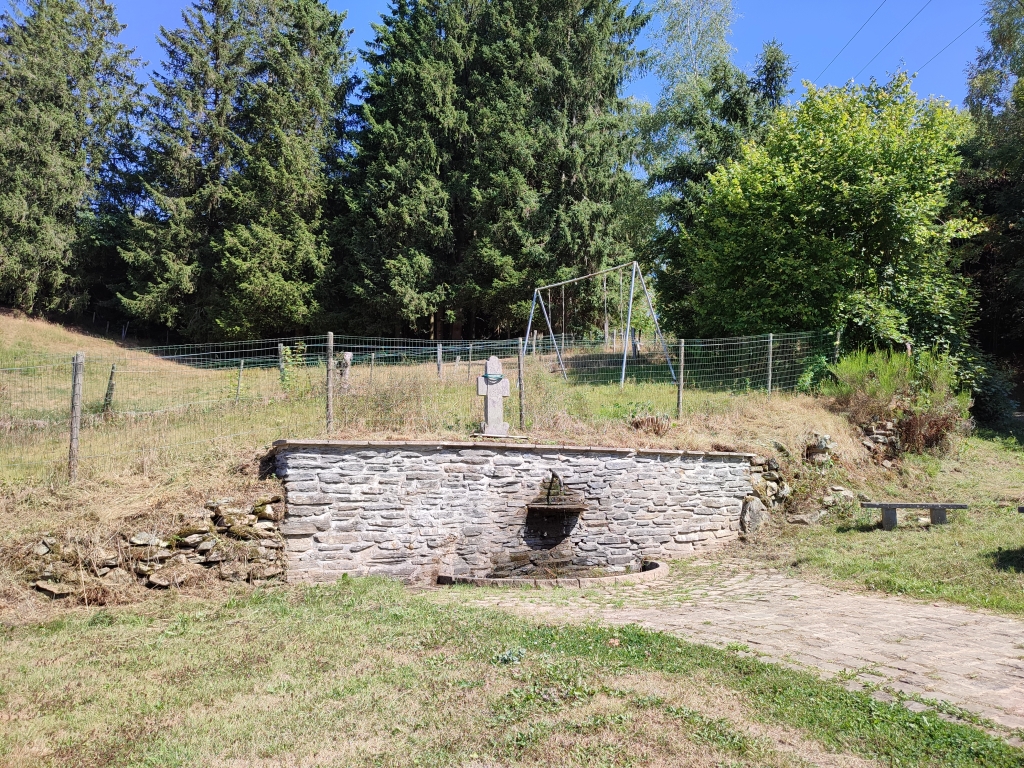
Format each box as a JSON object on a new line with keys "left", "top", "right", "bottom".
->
{"left": 464, "top": 557, "right": 1024, "bottom": 735}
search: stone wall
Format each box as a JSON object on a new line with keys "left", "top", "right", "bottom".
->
{"left": 273, "top": 440, "right": 755, "bottom": 585}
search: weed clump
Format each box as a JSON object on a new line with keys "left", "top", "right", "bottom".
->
{"left": 820, "top": 349, "right": 970, "bottom": 454}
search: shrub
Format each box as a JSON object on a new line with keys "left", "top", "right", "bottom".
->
{"left": 971, "top": 364, "right": 1019, "bottom": 426}
{"left": 820, "top": 349, "right": 971, "bottom": 453}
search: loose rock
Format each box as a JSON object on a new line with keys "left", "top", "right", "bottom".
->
{"left": 740, "top": 496, "right": 769, "bottom": 534}
{"left": 34, "top": 580, "right": 75, "bottom": 598}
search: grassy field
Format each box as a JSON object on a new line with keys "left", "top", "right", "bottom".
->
{"left": 0, "top": 310, "right": 854, "bottom": 484}
{"left": 746, "top": 432, "right": 1024, "bottom": 615}
{"left": 1, "top": 577, "right": 1021, "bottom": 768}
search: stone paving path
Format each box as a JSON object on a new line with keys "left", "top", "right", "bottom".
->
{"left": 470, "top": 560, "right": 1024, "bottom": 736}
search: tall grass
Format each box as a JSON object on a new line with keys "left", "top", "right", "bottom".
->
{"left": 821, "top": 349, "right": 971, "bottom": 452}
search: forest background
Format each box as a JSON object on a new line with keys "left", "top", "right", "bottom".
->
{"left": 1, "top": 0, "right": 1022, "bottom": 417}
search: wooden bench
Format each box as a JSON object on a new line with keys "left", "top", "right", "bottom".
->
{"left": 861, "top": 503, "right": 967, "bottom": 531}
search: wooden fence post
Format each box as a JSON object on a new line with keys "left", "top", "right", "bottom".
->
{"left": 278, "top": 343, "right": 285, "bottom": 379}
{"left": 518, "top": 337, "right": 526, "bottom": 431}
{"left": 767, "top": 333, "right": 774, "bottom": 398}
{"left": 677, "top": 339, "right": 684, "bottom": 420}
{"left": 467, "top": 343, "right": 473, "bottom": 380}
{"left": 68, "top": 352, "right": 84, "bottom": 481}
{"left": 102, "top": 363, "right": 117, "bottom": 418}
{"left": 326, "top": 333, "right": 334, "bottom": 433}
{"left": 437, "top": 343, "right": 443, "bottom": 380}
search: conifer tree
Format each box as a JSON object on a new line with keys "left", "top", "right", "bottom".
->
{"left": 121, "top": 0, "right": 351, "bottom": 340}
{"left": 0, "top": 0, "right": 140, "bottom": 313}
{"left": 334, "top": 0, "right": 648, "bottom": 338}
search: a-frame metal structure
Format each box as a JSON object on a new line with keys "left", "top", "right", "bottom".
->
{"left": 523, "top": 261, "right": 676, "bottom": 387}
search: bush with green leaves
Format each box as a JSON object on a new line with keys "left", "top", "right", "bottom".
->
{"left": 821, "top": 349, "right": 971, "bottom": 453}
{"left": 658, "top": 73, "right": 982, "bottom": 369}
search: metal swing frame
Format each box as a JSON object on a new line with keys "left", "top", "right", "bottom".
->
{"left": 523, "top": 261, "right": 675, "bottom": 387}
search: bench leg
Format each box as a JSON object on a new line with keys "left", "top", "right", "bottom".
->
{"left": 930, "top": 507, "right": 948, "bottom": 525}
{"left": 882, "top": 506, "right": 898, "bottom": 531}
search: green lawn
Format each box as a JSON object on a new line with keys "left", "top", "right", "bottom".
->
{"left": 754, "top": 434, "right": 1024, "bottom": 614}
{"left": 1, "top": 578, "right": 1020, "bottom": 767}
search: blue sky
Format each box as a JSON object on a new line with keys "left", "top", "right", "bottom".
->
{"left": 113, "top": 0, "right": 988, "bottom": 106}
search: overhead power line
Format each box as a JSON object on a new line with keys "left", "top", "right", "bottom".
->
{"left": 915, "top": 15, "right": 984, "bottom": 74}
{"left": 814, "top": 0, "right": 889, "bottom": 84}
{"left": 854, "top": 0, "right": 935, "bottom": 80}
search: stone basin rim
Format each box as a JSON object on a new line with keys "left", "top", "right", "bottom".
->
{"left": 438, "top": 560, "right": 669, "bottom": 589}
{"left": 269, "top": 439, "right": 755, "bottom": 460}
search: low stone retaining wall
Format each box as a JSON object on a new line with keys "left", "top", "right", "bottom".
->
{"left": 271, "top": 441, "right": 755, "bottom": 585}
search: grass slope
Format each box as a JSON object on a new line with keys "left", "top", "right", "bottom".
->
{"left": 1, "top": 578, "right": 1020, "bottom": 767}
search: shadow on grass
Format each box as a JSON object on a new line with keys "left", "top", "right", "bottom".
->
{"left": 834, "top": 521, "right": 882, "bottom": 533}
{"left": 985, "top": 548, "right": 1024, "bottom": 573}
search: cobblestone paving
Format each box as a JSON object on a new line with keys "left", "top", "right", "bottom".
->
{"left": 465, "top": 559, "right": 1024, "bottom": 736}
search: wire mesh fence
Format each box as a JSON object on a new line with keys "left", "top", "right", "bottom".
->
{"left": 0, "top": 330, "right": 835, "bottom": 482}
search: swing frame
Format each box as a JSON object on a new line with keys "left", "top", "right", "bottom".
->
{"left": 523, "top": 261, "right": 675, "bottom": 387}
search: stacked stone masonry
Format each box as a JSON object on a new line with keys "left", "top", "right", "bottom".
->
{"left": 272, "top": 441, "right": 755, "bottom": 585}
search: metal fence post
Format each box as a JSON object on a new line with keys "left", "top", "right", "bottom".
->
{"left": 677, "top": 339, "right": 684, "bottom": 419}
{"left": 518, "top": 337, "right": 526, "bottom": 431}
{"left": 68, "top": 351, "right": 84, "bottom": 481}
{"left": 102, "top": 363, "right": 117, "bottom": 418}
{"left": 767, "top": 333, "right": 774, "bottom": 398}
{"left": 326, "top": 333, "right": 334, "bottom": 433}
{"left": 235, "top": 359, "right": 244, "bottom": 403}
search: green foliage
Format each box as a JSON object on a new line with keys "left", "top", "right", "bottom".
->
{"left": 333, "top": 0, "right": 650, "bottom": 338}
{"left": 971, "top": 363, "right": 1019, "bottom": 425}
{"left": 795, "top": 354, "right": 830, "bottom": 394}
{"left": 959, "top": 2, "right": 1024, "bottom": 358}
{"left": 0, "top": 0, "right": 140, "bottom": 314}
{"left": 658, "top": 74, "right": 982, "bottom": 363}
{"left": 646, "top": 39, "right": 793, "bottom": 192}
{"left": 119, "top": 0, "right": 353, "bottom": 341}
{"left": 821, "top": 349, "right": 971, "bottom": 452}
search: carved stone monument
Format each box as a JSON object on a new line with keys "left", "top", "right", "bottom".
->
{"left": 477, "top": 356, "right": 510, "bottom": 436}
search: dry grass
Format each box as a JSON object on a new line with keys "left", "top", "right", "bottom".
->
{"left": 0, "top": 309, "right": 142, "bottom": 359}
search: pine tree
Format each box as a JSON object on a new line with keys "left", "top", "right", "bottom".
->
{"left": 334, "top": 0, "right": 648, "bottom": 338}
{"left": 120, "top": 0, "right": 351, "bottom": 340}
{"left": 0, "top": 0, "right": 140, "bottom": 313}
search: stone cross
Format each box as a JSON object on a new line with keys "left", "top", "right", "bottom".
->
{"left": 477, "top": 356, "right": 510, "bottom": 436}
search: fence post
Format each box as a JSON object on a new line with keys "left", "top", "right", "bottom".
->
{"left": 326, "top": 332, "right": 334, "bottom": 433}
{"left": 370, "top": 352, "right": 375, "bottom": 386}
{"left": 102, "top": 363, "right": 117, "bottom": 418}
{"left": 767, "top": 333, "right": 774, "bottom": 398}
{"left": 677, "top": 339, "right": 684, "bottom": 420}
{"left": 68, "top": 351, "right": 84, "bottom": 481}
{"left": 437, "top": 343, "right": 443, "bottom": 380}
{"left": 467, "top": 343, "right": 473, "bottom": 380}
{"left": 235, "top": 359, "right": 244, "bottom": 403}
{"left": 278, "top": 343, "right": 285, "bottom": 378}
{"left": 531, "top": 330, "right": 537, "bottom": 355}
{"left": 518, "top": 337, "right": 526, "bottom": 431}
